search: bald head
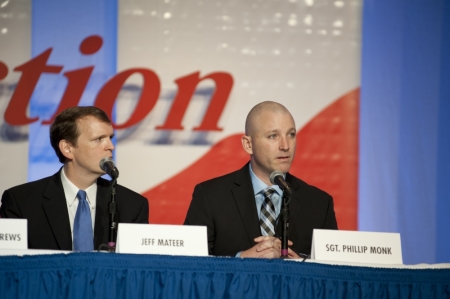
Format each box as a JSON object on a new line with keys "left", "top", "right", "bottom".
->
{"left": 241, "top": 101, "right": 297, "bottom": 184}
{"left": 245, "top": 101, "right": 293, "bottom": 136}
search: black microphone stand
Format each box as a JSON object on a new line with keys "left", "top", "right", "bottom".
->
{"left": 106, "top": 179, "right": 118, "bottom": 252}
{"left": 97, "top": 179, "right": 119, "bottom": 252}
{"left": 280, "top": 190, "right": 290, "bottom": 258}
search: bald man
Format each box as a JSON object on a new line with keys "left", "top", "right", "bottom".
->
{"left": 184, "top": 101, "right": 338, "bottom": 258}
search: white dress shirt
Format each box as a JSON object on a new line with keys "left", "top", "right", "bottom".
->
{"left": 60, "top": 168, "right": 97, "bottom": 247}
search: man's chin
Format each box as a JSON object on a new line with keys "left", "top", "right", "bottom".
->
{"left": 274, "top": 162, "right": 292, "bottom": 174}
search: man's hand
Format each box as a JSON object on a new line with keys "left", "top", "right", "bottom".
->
{"left": 240, "top": 236, "right": 296, "bottom": 258}
{"left": 287, "top": 248, "right": 300, "bottom": 259}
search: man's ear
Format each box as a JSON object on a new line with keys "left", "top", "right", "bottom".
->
{"left": 241, "top": 135, "right": 253, "bottom": 155}
{"left": 59, "top": 139, "right": 74, "bottom": 160}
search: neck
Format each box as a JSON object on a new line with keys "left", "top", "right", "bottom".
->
{"left": 63, "top": 164, "right": 98, "bottom": 190}
{"left": 249, "top": 161, "right": 272, "bottom": 186}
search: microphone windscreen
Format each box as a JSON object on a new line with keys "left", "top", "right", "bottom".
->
{"left": 270, "top": 171, "right": 284, "bottom": 185}
{"left": 99, "top": 157, "right": 114, "bottom": 172}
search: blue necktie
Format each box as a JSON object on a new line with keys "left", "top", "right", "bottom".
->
{"left": 73, "top": 190, "right": 94, "bottom": 251}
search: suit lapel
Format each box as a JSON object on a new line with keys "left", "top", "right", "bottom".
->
{"left": 42, "top": 171, "right": 72, "bottom": 250}
{"left": 94, "top": 178, "right": 110, "bottom": 249}
{"left": 231, "top": 165, "right": 261, "bottom": 245}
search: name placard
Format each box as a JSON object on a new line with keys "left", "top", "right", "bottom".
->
{"left": 311, "top": 229, "right": 403, "bottom": 264}
{"left": 0, "top": 219, "right": 27, "bottom": 250}
{"left": 116, "top": 223, "right": 208, "bottom": 256}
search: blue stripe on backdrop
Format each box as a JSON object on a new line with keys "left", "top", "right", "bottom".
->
{"left": 28, "top": 0, "right": 117, "bottom": 181}
{"left": 360, "top": 0, "right": 450, "bottom": 264}
{"left": 436, "top": 1, "right": 450, "bottom": 263}
{"left": 359, "top": 0, "right": 403, "bottom": 236}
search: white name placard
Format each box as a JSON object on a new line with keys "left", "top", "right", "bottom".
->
{"left": 116, "top": 223, "right": 208, "bottom": 256}
{"left": 311, "top": 229, "right": 403, "bottom": 265}
{"left": 0, "top": 219, "right": 27, "bottom": 250}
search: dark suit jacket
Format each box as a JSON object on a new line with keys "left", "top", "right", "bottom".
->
{"left": 0, "top": 170, "right": 149, "bottom": 251}
{"left": 184, "top": 164, "right": 338, "bottom": 256}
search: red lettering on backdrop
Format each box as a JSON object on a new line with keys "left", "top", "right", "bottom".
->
{"left": 79, "top": 35, "right": 103, "bottom": 55}
{"left": 156, "top": 71, "right": 233, "bottom": 131}
{"left": 42, "top": 36, "right": 103, "bottom": 124}
{"left": 1, "top": 34, "right": 233, "bottom": 130}
{"left": 95, "top": 68, "right": 161, "bottom": 129}
{"left": 42, "top": 67, "right": 94, "bottom": 124}
{"left": 193, "top": 72, "right": 233, "bottom": 131}
{"left": 0, "top": 61, "right": 7, "bottom": 80}
{"left": 4, "top": 49, "right": 63, "bottom": 125}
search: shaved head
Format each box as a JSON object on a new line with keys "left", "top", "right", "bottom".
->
{"left": 241, "top": 101, "right": 297, "bottom": 184}
{"left": 245, "top": 101, "right": 293, "bottom": 136}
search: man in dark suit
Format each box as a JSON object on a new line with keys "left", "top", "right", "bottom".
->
{"left": 185, "top": 101, "right": 337, "bottom": 258}
{"left": 0, "top": 106, "right": 149, "bottom": 251}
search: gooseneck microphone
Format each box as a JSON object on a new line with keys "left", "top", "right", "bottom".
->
{"left": 270, "top": 170, "right": 291, "bottom": 259}
{"left": 269, "top": 171, "right": 291, "bottom": 195}
{"left": 98, "top": 157, "right": 119, "bottom": 252}
{"left": 100, "top": 157, "right": 119, "bottom": 180}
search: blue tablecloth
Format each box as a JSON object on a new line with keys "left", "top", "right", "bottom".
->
{"left": 0, "top": 253, "right": 449, "bottom": 299}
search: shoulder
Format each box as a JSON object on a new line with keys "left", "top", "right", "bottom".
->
{"left": 287, "top": 173, "right": 332, "bottom": 201}
{"left": 97, "top": 177, "right": 147, "bottom": 203}
{"left": 3, "top": 175, "right": 55, "bottom": 198}
{"left": 116, "top": 184, "right": 148, "bottom": 202}
{"left": 195, "top": 166, "right": 247, "bottom": 190}
{"left": 1, "top": 175, "right": 57, "bottom": 217}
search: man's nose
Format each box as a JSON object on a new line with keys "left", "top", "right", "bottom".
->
{"left": 279, "top": 137, "right": 289, "bottom": 150}
{"left": 107, "top": 138, "right": 115, "bottom": 151}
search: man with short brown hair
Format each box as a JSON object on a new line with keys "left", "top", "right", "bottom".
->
{"left": 1, "top": 106, "right": 149, "bottom": 251}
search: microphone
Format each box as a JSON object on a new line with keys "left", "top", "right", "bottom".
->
{"left": 100, "top": 157, "right": 119, "bottom": 180}
{"left": 269, "top": 171, "right": 291, "bottom": 195}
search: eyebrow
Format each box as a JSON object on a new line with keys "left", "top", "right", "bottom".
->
{"left": 92, "top": 133, "right": 114, "bottom": 140}
{"left": 265, "top": 128, "right": 296, "bottom": 134}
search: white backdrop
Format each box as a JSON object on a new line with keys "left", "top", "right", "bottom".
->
{"left": 0, "top": 0, "right": 360, "bottom": 228}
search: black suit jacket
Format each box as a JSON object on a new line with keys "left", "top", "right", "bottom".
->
{"left": 184, "top": 164, "right": 338, "bottom": 256}
{"left": 0, "top": 170, "right": 149, "bottom": 250}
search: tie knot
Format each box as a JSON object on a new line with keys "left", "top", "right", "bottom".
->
{"left": 263, "top": 188, "right": 275, "bottom": 199}
{"left": 77, "top": 190, "right": 87, "bottom": 202}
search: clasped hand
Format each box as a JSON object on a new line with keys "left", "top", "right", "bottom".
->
{"left": 240, "top": 236, "right": 300, "bottom": 259}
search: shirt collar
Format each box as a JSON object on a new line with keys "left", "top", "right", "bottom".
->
{"left": 249, "top": 164, "right": 283, "bottom": 196}
{"left": 60, "top": 167, "right": 97, "bottom": 207}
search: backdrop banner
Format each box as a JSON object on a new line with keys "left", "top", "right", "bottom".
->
{"left": 0, "top": 0, "right": 360, "bottom": 230}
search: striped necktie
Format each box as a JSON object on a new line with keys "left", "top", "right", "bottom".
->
{"left": 260, "top": 188, "right": 276, "bottom": 236}
{"left": 73, "top": 190, "right": 94, "bottom": 251}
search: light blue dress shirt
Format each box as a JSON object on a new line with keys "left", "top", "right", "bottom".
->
{"left": 249, "top": 164, "right": 283, "bottom": 221}
{"left": 236, "top": 165, "right": 285, "bottom": 257}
